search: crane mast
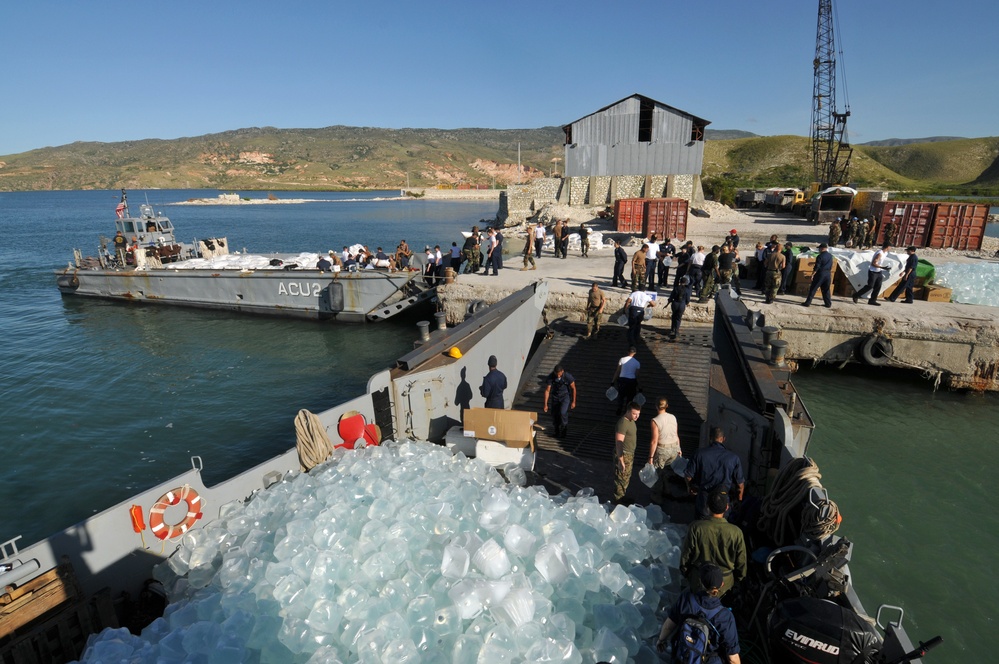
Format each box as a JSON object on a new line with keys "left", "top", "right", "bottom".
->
{"left": 811, "top": 0, "right": 852, "bottom": 188}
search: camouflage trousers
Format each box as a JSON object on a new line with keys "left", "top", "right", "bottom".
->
{"left": 585, "top": 309, "right": 601, "bottom": 336}
{"left": 699, "top": 272, "right": 717, "bottom": 302}
{"left": 613, "top": 452, "right": 634, "bottom": 502}
{"left": 463, "top": 249, "right": 480, "bottom": 273}
{"left": 631, "top": 267, "right": 646, "bottom": 292}
{"left": 764, "top": 270, "right": 782, "bottom": 302}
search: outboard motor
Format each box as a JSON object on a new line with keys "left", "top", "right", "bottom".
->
{"left": 769, "top": 597, "right": 882, "bottom": 664}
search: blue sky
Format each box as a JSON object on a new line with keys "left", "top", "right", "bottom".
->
{"left": 1, "top": 0, "right": 995, "bottom": 156}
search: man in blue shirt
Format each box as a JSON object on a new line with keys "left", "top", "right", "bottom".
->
{"left": 543, "top": 365, "right": 576, "bottom": 438}
{"left": 802, "top": 243, "right": 834, "bottom": 308}
{"left": 657, "top": 563, "right": 741, "bottom": 663}
{"left": 686, "top": 427, "right": 745, "bottom": 519}
{"left": 612, "top": 240, "right": 628, "bottom": 288}
{"left": 479, "top": 355, "right": 507, "bottom": 409}
{"left": 887, "top": 246, "right": 918, "bottom": 304}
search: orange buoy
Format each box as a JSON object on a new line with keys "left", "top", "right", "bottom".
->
{"left": 148, "top": 486, "right": 203, "bottom": 540}
{"left": 129, "top": 505, "right": 146, "bottom": 532}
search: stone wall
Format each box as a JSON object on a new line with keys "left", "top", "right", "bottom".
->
{"left": 505, "top": 173, "right": 704, "bottom": 221}
{"left": 568, "top": 178, "right": 589, "bottom": 206}
{"left": 670, "top": 174, "right": 694, "bottom": 202}
{"left": 649, "top": 176, "right": 669, "bottom": 198}
{"left": 590, "top": 176, "right": 612, "bottom": 205}
{"left": 615, "top": 175, "right": 645, "bottom": 200}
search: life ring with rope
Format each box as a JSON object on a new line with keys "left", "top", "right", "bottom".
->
{"left": 148, "top": 485, "right": 203, "bottom": 540}
{"left": 859, "top": 334, "right": 894, "bottom": 367}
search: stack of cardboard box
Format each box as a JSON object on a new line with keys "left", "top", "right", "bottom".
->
{"left": 792, "top": 255, "right": 839, "bottom": 297}
{"left": 452, "top": 408, "right": 538, "bottom": 470}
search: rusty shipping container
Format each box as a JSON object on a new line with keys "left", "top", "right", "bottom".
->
{"left": 874, "top": 201, "right": 935, "bottom": 247}
{"left": 928, "top": 203, "right": 989, "bottom": 251}
{"left": 614, "top": 198, "right": 646, "bottom": 234}
{"left": 643, "top": 198, "right": 688, "bottom": 241}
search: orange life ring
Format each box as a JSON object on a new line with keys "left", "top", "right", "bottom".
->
{"left": 148, "top": 486, "right": 203, "bottom": 540}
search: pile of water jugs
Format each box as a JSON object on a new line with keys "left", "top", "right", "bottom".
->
{"left": 80, "top": 440, "right": 686, "bottom": 663}
{"left": 935, "top": 262, "right": 999, "bottom": 307}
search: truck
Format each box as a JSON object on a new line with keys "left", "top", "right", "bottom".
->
{"left": 764, "top": 187, "right": 806, "bottom": 212}
{"left": 806, "top": 186, "right": 856, "bottom": 225}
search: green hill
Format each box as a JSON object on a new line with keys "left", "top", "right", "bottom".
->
{"left": 700, "top": 134, "right": 999, "bottom": 204}
{"left": 1, "top": 126, "right": 997, "bottom": 194}
{"left": 861, "top": 137, "right": 999, "bottom": 184}
{"left": 0, "top": 126, "right": 565, "bottom": 192}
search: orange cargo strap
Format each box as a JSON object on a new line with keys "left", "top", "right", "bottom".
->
{"left": 148, "top": 485, "right": 204, "bottom": 540}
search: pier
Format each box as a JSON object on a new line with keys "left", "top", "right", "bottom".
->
{"left": 436, "top": 247, "right": 999, "bottom": 391}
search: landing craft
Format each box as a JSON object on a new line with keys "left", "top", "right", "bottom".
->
{"left": 55, "top": 191, "right": 436, "bottom": 322}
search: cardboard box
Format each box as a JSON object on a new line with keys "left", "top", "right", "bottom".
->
{"left": 922, "top": 285, "right": 952, "bottom": 303}
{"left": 881, "top": 279, "right": 902, "bottom": 300}
{"left": 792, "top": 282, "right": 812, "bottom": 297}
{"left": 833, "top": 270, "right": 852, "bottom": 297}
{"left": 475, "top": 439, "right": 536, "bottom": 471}
{"left": 797, "top": 256, "right": 817, "bottom": 271}
{"left": 463, "top": 408, "right": 537, "bottom": 448}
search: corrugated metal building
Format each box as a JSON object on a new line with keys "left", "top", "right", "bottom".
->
{"left": 562, "top": 94, "right": 709, "bottom": 177}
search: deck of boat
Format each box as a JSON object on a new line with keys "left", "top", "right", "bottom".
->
{"left": 512, "top": 318, "right": 712, "bottom": 520}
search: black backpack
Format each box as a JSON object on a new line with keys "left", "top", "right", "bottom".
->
{"left": 673, "top": 596, "right": 723, "bottom": 663}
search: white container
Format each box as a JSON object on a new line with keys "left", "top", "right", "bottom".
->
{"left": 605, "top": 386, "right": 619, "bottom": 401}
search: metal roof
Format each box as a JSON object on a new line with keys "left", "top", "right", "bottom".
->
{"left": 561, "top": 93, "right": 711, "bottom": 131}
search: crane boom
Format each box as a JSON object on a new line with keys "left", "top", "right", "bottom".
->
{"left": 811, "top": 0, "right": 852, "bottom": 188}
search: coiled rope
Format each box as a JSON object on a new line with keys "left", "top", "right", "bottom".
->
{"left": 758, "top": 457, "right": 840, "bottom": 546}
{"left": 295, "top": 409, "right": 333, "bottom": 472}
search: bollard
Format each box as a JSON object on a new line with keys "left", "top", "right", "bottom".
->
{"left": 770, "top": 339, "right": 789, "bottom": 366}
{"left": 444, "top": 267, "right": 455, "bottom": 285}
{"left": 761, "top": 326, "right": 780, "bottom": 349}
{"left": 417, "top": 320, "right": 431, "bottom": 342}
{"left": 434, "top": 311, "right": 447, "bottom": 331}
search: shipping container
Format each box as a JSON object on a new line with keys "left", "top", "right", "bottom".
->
{"left": 874, "top": 201, "right": 935, "bottom": 248}
{"left": 928, "top": 203, "right": 989, "bottom": 251}
{"left": 614, "top": 198, "right": 646, "bottom": 234}
{"left": 643, "top": 198, "right": 688, "bottom": 241}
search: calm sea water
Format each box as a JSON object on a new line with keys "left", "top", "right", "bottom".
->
{"left": 0, "top": 190, "right": 498, "bottom": 546}
{"left": 1, "top": 190, "right": 993, "bottom": 661}
{"left": 793, "top": 367, "right": 999, "bottom": 662}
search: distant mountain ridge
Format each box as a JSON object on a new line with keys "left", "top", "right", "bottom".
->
{"left": 1, "top": 126, "right": 997, "bottom": 191}
{"left": 861, "top": 136, "right": 966, "bottom": 147}
{"left": 705, "top": 129, "right": 758, "bottom": 140}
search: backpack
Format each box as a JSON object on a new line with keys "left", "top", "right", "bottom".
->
{"left": 672, "top": 596, "right": 723, "bottom": 664}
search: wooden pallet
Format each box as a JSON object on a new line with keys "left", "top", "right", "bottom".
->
{"left": 0, "top": 563, "right": 117, "bottom": 664}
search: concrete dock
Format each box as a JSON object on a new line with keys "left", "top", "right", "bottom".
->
{"left": 436, "top": 221, "right": 999, "bottom": 391}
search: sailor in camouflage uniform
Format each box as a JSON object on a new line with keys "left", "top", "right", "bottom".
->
{"left": 865, "top": 217, "right": 879, "bottom": 249}
{"left": 829, "top": 217, "right": 842, "bottom": 246}
{"left": 763, "top": 242, "right": 786, "bottom": 304}
{"left": 884, "top": 220, "right": 897, "bottom": 246}
{"left": 847, "top": 217, "right": 860, "bottom": 247}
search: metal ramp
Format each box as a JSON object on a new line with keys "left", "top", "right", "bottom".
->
{"left": 366, "top": 287, "right": 437, "bottom": 321}
{"left": 512, "top": 318, "right": 712, "bottom": 505}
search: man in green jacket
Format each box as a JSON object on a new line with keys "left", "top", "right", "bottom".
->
{"left": 680, "top": 491, "right": 747, "bottom": 596}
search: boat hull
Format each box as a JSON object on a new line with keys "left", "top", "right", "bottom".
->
{"left": 55, "top": 267, "right": 430, "bottom": 322}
